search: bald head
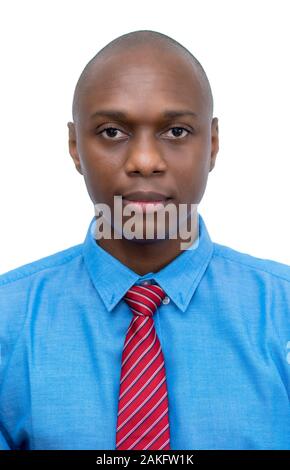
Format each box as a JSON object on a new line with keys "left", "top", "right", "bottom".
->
{"left": 71, "top": 30, "right": 214, "bottom": 123}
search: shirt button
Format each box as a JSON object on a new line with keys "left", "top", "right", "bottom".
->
{"left": 162, "top": 296, "right": 170, "bottom": 304}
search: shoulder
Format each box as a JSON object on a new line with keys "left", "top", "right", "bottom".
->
{"left": 0, "top": 244, "right": 83, "bottom": 289}
{"left": 0, "top": 244, "right": 85, "bottom": 353}
{"left": 212, "top": 242, "right": 290, "bottom": 285}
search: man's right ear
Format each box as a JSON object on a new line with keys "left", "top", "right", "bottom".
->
{"left": 67, "top": 122, "right": 83, "bottom": 175}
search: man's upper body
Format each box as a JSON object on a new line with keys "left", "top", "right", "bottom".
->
{"left": 1, "top": 29, "right": 289, "bottom": 451}
{"left": 0, "top": 212, "right": 289, "bottom": 450}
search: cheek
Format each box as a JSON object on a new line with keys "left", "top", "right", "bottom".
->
{"left": 81, "top": 158, "right": 116, "bottom": 204}
{"left": 172, "top": 151, "right": 211, "bottom": 203}
{"left": 78, "top": 140, "right": 121, "bottom": 203}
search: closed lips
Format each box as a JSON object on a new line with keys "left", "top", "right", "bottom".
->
{"left": 122, "top": 191, "right": 171, "bottom": 202}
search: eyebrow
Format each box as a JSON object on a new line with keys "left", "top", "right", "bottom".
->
{"left": 89, "top": 109, "right": 198, "bottom": 120}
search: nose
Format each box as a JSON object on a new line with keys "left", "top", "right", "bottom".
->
{"left": 124, "top": 132, "right": 167, "bottom": 177}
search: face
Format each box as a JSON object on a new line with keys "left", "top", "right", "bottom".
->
{"left": 68, "top": 45, "right": 219, "bottom": 242}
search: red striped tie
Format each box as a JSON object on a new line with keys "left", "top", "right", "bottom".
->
{"left": 115, "top": 283, "right": 171, "bottom": 450}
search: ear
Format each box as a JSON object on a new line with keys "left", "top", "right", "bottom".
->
{"left": 209, "top": 117, "right": 219, "bottom": 172}
{"left": 67, "top": 122, "right": 83, "bottom": 175}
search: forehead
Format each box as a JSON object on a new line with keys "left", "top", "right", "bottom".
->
{"left": 77, "top": 47, "right": 207, "bottom": 122}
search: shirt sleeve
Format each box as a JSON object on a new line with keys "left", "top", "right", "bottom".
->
{"left": 0, "top": 429, "right": 12, "bottom": 450}
{"left": 272, "top": 276, "right": 290, "bottom": 401}
{"left": 0, "top": 278, "right": 30, "bottom": 451}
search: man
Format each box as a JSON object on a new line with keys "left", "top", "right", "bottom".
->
{"left": 0, "top": 30, "right": 289, "bottom": 451}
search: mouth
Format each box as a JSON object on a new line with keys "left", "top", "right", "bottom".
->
{"left": 121, "top": 191, "right": 173, "bottom": 212}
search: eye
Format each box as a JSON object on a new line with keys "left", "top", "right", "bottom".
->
{"left": 98, "top": 127, "right": 127, "bottom": 140}
{"left": 163, "top": 127, "right": 190, "bottom": 139}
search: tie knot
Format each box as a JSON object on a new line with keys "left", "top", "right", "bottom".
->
{"left": 123, "top": 284, "right": 166, "bottom": 317}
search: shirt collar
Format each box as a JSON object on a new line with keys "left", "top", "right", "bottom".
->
{"left": 82, "top": 212, "right": 214, "bottom": 312}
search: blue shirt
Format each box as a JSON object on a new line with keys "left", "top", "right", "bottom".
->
{"left": 0, "top": 213, "right": 289, "bottom": 450}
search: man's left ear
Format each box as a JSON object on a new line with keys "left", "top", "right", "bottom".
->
{"left": 210, "top": 117, "right": 219, "bottom": 172}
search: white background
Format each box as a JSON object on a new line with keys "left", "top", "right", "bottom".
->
{"left": 0, "top": 0, "right": 289, "bottom": 274}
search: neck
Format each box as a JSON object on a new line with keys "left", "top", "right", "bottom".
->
{"left": 96, "top": 212, "right": 199, "bottom": 276}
